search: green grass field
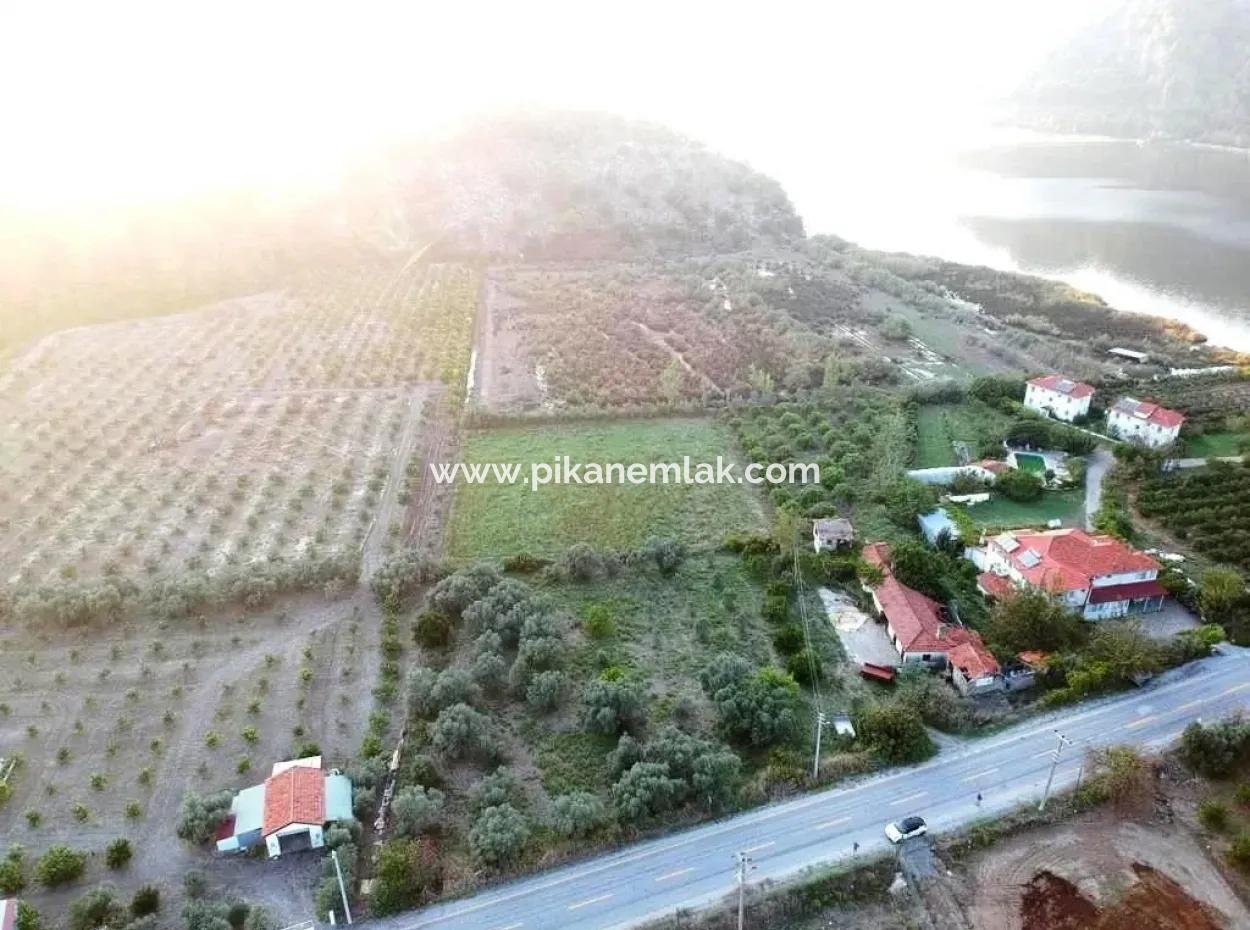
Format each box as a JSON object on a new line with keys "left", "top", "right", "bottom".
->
{"left": 1186, "top": 431, "right": 1250, "bottom": 459}
{"left": 963, "top": 488, "right": 1086, "bottom": 529}
{"left": 446, "top": 418, "right": 766, "bottom": 559}
{"left": 913, "top": 402, "right": 1015, "bottom": 468}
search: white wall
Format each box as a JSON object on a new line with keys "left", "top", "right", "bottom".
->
{"left": 1107, "top": 411, "right": 1180, "bottom": 448}
{"left": 1025, "top": 384, "right": 1090, "bottom": 423}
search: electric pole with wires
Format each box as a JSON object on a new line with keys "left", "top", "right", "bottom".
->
{"left": 735, "top": 850, "right": 755, "bottom": 930}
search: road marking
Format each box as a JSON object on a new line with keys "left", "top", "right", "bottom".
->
{"left": 1222, "top": 682, "right": 1250, "bottom": 696}
{"left": 743, "top": 841, "right": 776, "bottom": 854}
{"left": 961, "top": 767, "right": 998, "bottom": 782}
{"left": 655, "top": 868, "right": 694, "bottom": 882}
{"left": 1125, "top": 714, "right": 1157, "bottom": 730}
{"left": 1178, "top": 699, "right": 1204, "bottom": 711}
{"left": 567, "top": 893, "right": 613, "bottom": 911}
{"left": 889, "top": 791, "right": 927, "bottom": 807}
{"left": 814, "top": 816, "right": 852, "bottom": 830}
{"left": 489, "top": 924, "right": 523, "bottom": 930}
{"left": 1031, "top": 748, "right": 1056, "bottom": 760}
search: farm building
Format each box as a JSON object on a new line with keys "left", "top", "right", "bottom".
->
{"left": 1024, "top": 375, "right": 1095, "bottom": 423}
{"left": 215, "top": 757, "right": 353, "bottom": 858}
{"left": 1106, "top": 398, "right": 1185, "bottom": 448}
{"left": 861, "top": 543, "right": 1001, "bottom": 696}
{"left": 812, "top": 517, "right": 854, "bottom": 552}
{"left": 975, "top": 528, "right": 1167, "bottom": 620}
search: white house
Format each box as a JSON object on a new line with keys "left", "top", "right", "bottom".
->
{"left": 1106, "top": 398, "right": 1185, "bottom": 448}
{"left": 215, "top": 757, "right": 353, "bottom": 858}
{"left": 1024, "top": 375, "right": 1095, "bottom": 423}
{"left": 812, "top": 517, "right": 854, "bottom": 553}
{"left": 976, "top": 528, "right": 1167, "bottom": 621}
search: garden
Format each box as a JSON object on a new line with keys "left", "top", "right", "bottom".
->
{"left": 1137, "top": 460, "right": 1250, "bottom": 573}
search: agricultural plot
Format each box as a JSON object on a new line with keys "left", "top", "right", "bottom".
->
{"left": 445, "top": 419, "right": 766, "bottom": 560}
{"left": 1137, "top": 461, "right": 1250, "bottom": 572}
{"left": 1185, "top": 430, "right": 1250, "bottom": 459}
{"left": 912, "top": 401, "right": 1016, "bottom": 468}
{"left": 0, "top": 261, "right": 477, "bottom": 619}
{"left": 0, "top": 589, "right": 382, "bottom": 923}
{"left": 960, "top": 488, "right": 1086, "bottom": 530}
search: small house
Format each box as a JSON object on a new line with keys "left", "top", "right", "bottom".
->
{"left": 215, "top": 757, "right": 353, "bottom": 858}
{"left": 812, "top": 517, "right": 854, "bottom": 553}
{"left": 1106, "top": 398, "right": 1184, "bottom": 448}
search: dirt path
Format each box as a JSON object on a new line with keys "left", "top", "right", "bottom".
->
{"left": 632, "top": 321, "right": 722, "bottom": 394}
{"left": 359, "top": 383, "right": 437, "bottom": 583}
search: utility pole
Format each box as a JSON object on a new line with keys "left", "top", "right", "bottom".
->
{"left": 332, "top": 848, "right": 353, "bottom": 925}
{"left": 812, "top": 711, "right": 827, "bottom": 780}
{"left": 1038, "top": 730, "right": 1072, "bottom": 812}
{"left": 735, "top": 851, "right": 754, "bottom": 930}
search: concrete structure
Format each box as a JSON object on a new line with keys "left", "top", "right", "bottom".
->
{"left": 917, "top": 508, "right": 961, "bottom": 546}
{"left": 1024, "top": 375, "right": 1094, "bottom": 423}
{"left": 215, "top": 757, "right": 353, "bottom": 858}
{"left": 862, "top": 543, "right": 1001, "bottom": 695}
{"left": 976, "top": 528, "right": 1167, "bottom": 620}
{"left": 812, "top": 517, "right": 854, "bottom": 553}
{"left": 1109, "top": 347, "right": 1149, "bottom": 363}
{"left": 905, "top": 465, "right": 998, "bottom": 486}
{"left": 1106, "top": 398, "right": 1185, "bottom": 448}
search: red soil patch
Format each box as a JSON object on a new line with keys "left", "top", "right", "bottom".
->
{"left": 1022, "top": 864, "right": 1226, "bottom": 930}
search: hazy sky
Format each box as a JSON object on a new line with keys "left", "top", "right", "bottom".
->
{"left": 0, "top": 0, "right": 1117, "bottom": 209}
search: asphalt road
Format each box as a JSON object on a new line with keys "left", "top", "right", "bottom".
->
{"left": 379, "top": 647, "right": 1250, "bottom": 930}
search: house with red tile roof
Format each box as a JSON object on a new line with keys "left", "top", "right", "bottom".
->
{"left": 978, "top": 527, "right": 1167, "bottom": 620}
{"left": 1025, "top": 375, "right": 1095, "bottom": 423}
{"left": 214, "top": 756, "right": 353, "bottom": 858}
{"left": 1106, "top": 397, "right": 1185, "bottom": 448}
{"left": 861, "top": 543, "right": 1002, "bottom": 696}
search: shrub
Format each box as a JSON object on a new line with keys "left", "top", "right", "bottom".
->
{"left": 1229, "top": 833, "right": 1250, "bottom": 870}
{"left": 33, "top": 845, "right": 86, "bottom": 887}
{"left": 853, "top": 699, "right": 935, "bottom": 764}
{"left": 582, "top": 603, "right": 616, "bottom": 639}
{"left": 370, "top": 839, "right": 440, "bottom": 916}
{"left": 105, "top": 838, "right": 132, "bottom": 869}
{"left": 525, "top": 670, "right": 565, "bottom": 712}
{"left": 550, "top": 791, "right": 611, "bottom": 839}
{"left": 1180, "top": 716, "right": 1250, "bottom": 778}
{"left": 996, "top": 468, "right": 1044, "bottom": 502}
{"left": 414, "top": 610, "right": 452, "bottom": 649}
{"left": 67, "top": 885, "right": 126, "bottom": 930}
{"left": 430, "top": 704, "right": 498, "bottom": 761}
{"left": 182, "top": 869, "right": 208, "bottom": 899}
{"left": 469, "top": 769, "right": 524, "bottom": 814}
{"left": 175, "top": 790, "right": 234, "bottom": 844}
{"left": 581, "top": 677, "right": 646, "bottom": 735}
{"left": 612, "top": 762, "right": 685, "bottom": 820}
{"left": 785, "top": 648, "right": 824, "bottom": 686}
{"left": 0, "top": 851, "right": 24, "bottom": 895}
{"left": 131, "top": 886, "right": 161, "bottom": 918}
{"left": 700, "top": 656, "right": 799, "bottom": 746}
{"left": 391, "top": 786, "right": 446, "bottom": 838}
{"left": 469, "top": 804, "right": 530, "bottom": 868}
{"left": 1199, "top": 800, "right": 1230, "bottom": 831}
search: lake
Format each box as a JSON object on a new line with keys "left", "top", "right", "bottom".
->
{"left": 783, "top": 129, "right": 1250, "bottom": 351}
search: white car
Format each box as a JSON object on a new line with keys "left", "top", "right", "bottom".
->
{"left": 884, "top": 815, "right": 927, "bottom": 843}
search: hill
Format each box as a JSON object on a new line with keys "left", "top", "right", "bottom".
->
{"left": 1012, "top": 0, "right": 1250, "bottom": 147}
{"left": 351, "top": 111, "right": 805, "bottom": 259}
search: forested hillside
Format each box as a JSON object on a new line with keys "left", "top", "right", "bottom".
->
{"left": 1013, "top": 0, "right": 1250, "bottom": 146}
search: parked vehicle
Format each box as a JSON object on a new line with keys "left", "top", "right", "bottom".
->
{"left": 884, "top": 815, "right": 927, "bottom": 843}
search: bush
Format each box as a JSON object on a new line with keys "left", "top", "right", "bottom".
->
{"left": 131, "top": 886, "right": 161, "bottom": 918}
{"left": 503, "top": 553, "right": 550, "bottom": 574}
{"left": 700, "top": 656, "right": 799, "bottom": 746}
{"left": 785, "top": 648, "right": 824, "bottom": 686}
{"left": 182, "top": 869, "right": 208, "bottom": 899}
{"left": 996, "top": 468, "right": 1044, "bottom": 502}
{"left": 525, "top": 670, "right": 565, "bottom": 712}
{"left": 33, "top": 845, "right": 86, "bottom": 887}
{"left": 1229, "top": 833, "right": 1250, "bottom": 870}
{"left": 175, "top": 790, "right": 233, "bottom": 844}
{"left": 430, "top": 703, "right": 498, "bottom": 760}
{"left": 611, "top": 762, "right": 685, "bottom": 820}
{"left": 105, "top": 838, "right": 132, "bottom": 869}
{"left": 67, "top": 885, "right": 126, "bottom": 930}
{"left": 469, "top": 768, "right": 524, "bottom": 814}
{"left": 1199, "top": 800, "right": 1230, "bottom": 831}
{"left": 0, "top": 849, "right": 24, "bottom": 895}
{"left": 469, "top": 804, "right": 530, "bottom": 868}
{"left": 413, "top": 610, "right": 452, "bottom": 649}
{"left": 582, "top": 603, "right": 616, "bottom": 639}
{"left": 550, "top": 792, "right": 611, "bottom": 839}
{"left": 853, "top": 699, "right": 935, "bottom": 764}
{"left": 391, "top": 786, "right": 446, "bottom": 838}
{"left": 1180, "top": 716, "right": 1250, "bottom": 778}
{"left": 581, "top": 677, "right": 646, "bottom": 735}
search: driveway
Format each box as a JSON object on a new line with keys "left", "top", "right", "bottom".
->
{"left": 374, "top": 650, "right": 1250, "bottom": 930}
{"left": 818, "top": 587, "right": 898, "bottom": 667}
{"left": 1084, "top": 447, "right": 1115, "bottom": 530}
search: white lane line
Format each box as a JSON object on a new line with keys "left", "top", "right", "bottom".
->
{"left": 567, "top": 893, "right": 613, "bottom": 911}
{"left": 1031, "top": 748, "right": 1056, "bottom": 760}
{"left": 960, "top": 767, "right": 998, "bottom": 783}
{"left": 814, "top": 816, "right": 852, "bottom": 830}
{"left": 655, "top": 867, "right": 694, "bottom": 883}
{"left": 489, "top": 924, "right": 523, "bottom": 930}
{"left": 1125, "top": 714, "right": 1158, "bottom": 730}
{"left": 1178, "top": 699, "right": 1204, "bottom": 711}
{"left": 743, "top": 841, "right": 776, "bottom": 854}
{"left": 889, "top": 791, "right": 927, "bottom": 807}
{"left": 1222, "top": 682, "right": 1250, "bottom": 696}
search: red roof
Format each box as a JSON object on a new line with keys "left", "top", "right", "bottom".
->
{"left": 865, "top": 542, "right": 1000, "bottom": 678}
{"left": 1111, "top": 398, "right": 1185, "bottom": 429}
{"left": 988, "top": 529, "right": 1158, "bottom": 593}
{"left": 263, "top": 766, "right": 325, "bottom": 835}
{"left": 978, "top": 459, "right": 1009, "bottom": 475}
{"left": 977, "top": 572, "right": 1017, "bottom": 600}
{"left": 1087, "top": 580, "right": 1169, "bottom": 604}
{"left": 1028, "top": 375, "right": 1095, "bottom": 399}
{"left": 1018, "top": 650, "right": 1050, "bottom": 668}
